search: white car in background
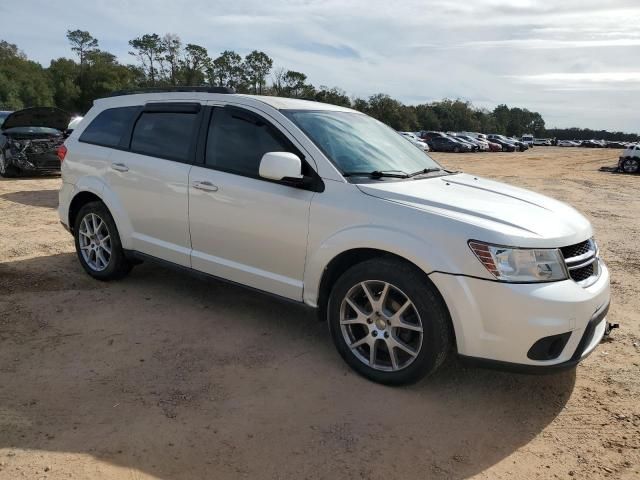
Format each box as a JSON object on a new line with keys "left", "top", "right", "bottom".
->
{"left": 58, "top": 88, "right": 611, "bottom": 385}
{"left": 557, "top": 140, "right": 576, "bottom": 147}
{"left": 400, "top": 131, "right": 430, "bottom": 151}
{"left": 619, "top": 144, "right": 639, "bottom": 173}
{"left": 520, "top": 134, "right": 534, "bottom": 147}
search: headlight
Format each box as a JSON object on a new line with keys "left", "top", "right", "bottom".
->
{"left": 469, "top": 241, "right": 568, "bottom": 282}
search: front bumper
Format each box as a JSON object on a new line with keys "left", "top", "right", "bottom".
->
{"left": 8, "top": 151, "right": 61, "bottom": 172}
{"left": 58, "top": 181, "right": 75, "bottom": 231}
{"left": 430, "top": 260, "right": 611, "bottom": 370}
{"left": 458, "top": 301, "right": 609, "bottom": 374}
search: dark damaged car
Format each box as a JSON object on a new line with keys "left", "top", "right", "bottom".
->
{"left": 0, "top": 107, "right": 70, "bottom": 177}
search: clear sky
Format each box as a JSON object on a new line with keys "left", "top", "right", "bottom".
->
{"left": 4, "top": 0, "right": 640, "bottom": 132}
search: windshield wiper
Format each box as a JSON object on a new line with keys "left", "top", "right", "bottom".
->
{"left": 343, "top": 170, "right": 409, "bottom": 179}
{"left": 408, "top": 168, "right": 442, "bottom": 177}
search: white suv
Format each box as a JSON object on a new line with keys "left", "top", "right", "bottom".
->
{"left": 619, "top": 144, "right": 639, "bottom": 173}
{"left": 58, "top": 88, "right": 611, "bottom": 385}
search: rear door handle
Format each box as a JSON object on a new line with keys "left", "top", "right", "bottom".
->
{"left": 192, "top": 180, "right": 219, "bottom": 192}
{"left": 111, "top": 162, "right": 129, "bottom": 172}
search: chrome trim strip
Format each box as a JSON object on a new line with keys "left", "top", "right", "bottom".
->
{"left": 564, "top": 249, "right": 597, "bottom": 264}
{"left": 567, "top": 256, "right": 597, "bottom": 270}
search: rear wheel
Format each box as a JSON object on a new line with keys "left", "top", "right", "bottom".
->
{"left": 0, "top": 151, "right": 20, "bottom": 178}
{"left": 621, "top": 157, "right": 639, "bottom": 174}
{"left": 73, "top": 201, "right": 132, "bottom": 280}
{"left": 328, "top": 258, "right": 452, "bottom": 385}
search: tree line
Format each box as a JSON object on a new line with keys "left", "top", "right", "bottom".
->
{"left": 0, "top": 30, "right": 637, "bottom": 141}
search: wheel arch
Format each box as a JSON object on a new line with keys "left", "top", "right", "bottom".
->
{"left": 68, "top": 191, "right": 103, "bottom": 232}
{"left": 314, "top": 247, "right": 458, "bottom": 356}
{"left": 67, "top": 179, "right": 134, "bottom": 248}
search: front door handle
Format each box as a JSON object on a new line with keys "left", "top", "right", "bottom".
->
{"left": 192, "top": 180, "right": 219, "bottom": 192}
{"left": 111, "top": 162, "right": 129, "bottom": 172}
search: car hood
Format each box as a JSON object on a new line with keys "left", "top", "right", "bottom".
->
{"left": 1, "top": 107, "right": 70, "bottom": 131}
{"left": 357, "top": 173, "right": 592, "bottom": 245}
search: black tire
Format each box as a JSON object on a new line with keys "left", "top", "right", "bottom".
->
{"left": 73, "top": 201, "right": 132, "bottom": 280}
{"left": 621, "top": 157, "right": 639, "bottom": 174}
{"left": 453, "top": 146, "right": 460, "bottom": 153}
{"left": 0, "top": 151, "right": 20, "bottom": 178}
{"left": 327, "top": 257, "right": 452, "bottom": 385}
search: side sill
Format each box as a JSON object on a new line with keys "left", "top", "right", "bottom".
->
{"left": 124, "top": 250, "right": 315, "bottom": 311}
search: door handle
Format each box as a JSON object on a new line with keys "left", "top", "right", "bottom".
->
{"left": 111, "top": 162, "right": 129, "bottom": 172}
{"left": 192, "top": 180, "right": 219, "bottom": 192}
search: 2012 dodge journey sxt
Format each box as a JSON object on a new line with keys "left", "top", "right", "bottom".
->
{"left": 58, "top": 87, "right": 611, "bottom": 385}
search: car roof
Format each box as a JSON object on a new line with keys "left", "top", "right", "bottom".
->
{"left": 239, "top": 95, "right": 356, "bottom": 112}
{"left": 95, "top": 91, "right": 357, "bottom": 113}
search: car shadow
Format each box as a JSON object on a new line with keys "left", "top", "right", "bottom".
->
{"left": 0, "top": 252, "right": 576, "bottom": 479}
{"left": 0, "top": 189, "right": 59, "bottom": 209}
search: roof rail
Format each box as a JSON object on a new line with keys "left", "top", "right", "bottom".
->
{"left": 107, "top": 86, "right": 235, "bottom": 97}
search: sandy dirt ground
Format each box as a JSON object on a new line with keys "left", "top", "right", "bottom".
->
{"left": 0, "top": 147, "right": 638, "bottom": 479}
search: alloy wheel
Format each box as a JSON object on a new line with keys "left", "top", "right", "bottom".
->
{"left": 0, "top": 152, "right": 6, "bottom": 175}
{"left": 339, "top": 280, "right": 423, "bottom": 372}
{"left": 622, "top": 158, "right": 639, "bottom": 173}
{"left": 78, "top": 213, "right": 112, "bottom": 271}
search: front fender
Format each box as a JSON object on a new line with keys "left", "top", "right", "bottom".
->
{"left": 302, "top": 225, "right": 456, "bottom": 307}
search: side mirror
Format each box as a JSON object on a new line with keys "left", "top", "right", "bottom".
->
{"left": 259, "top": 152, "right": 303, "bottom": 181}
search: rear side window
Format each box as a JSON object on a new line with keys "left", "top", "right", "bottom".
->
{"left": 205, "top": 108, "right": 291, "bottom": 177}
{"left": 130, "top": 112, "right": 197, "bottom": 162}
{"left": 79, "top": 107, "right": 139, "bottom": 148}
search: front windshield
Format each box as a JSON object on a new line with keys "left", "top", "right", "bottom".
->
{"left": 282, "top": 110, "right": 442, "bottom": 176}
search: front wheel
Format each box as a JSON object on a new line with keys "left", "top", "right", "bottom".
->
{"left": 73, "top": 201, "right": 132, "bottom": 280}
{"left": 453, "top": 146, "right": 460, "bottom": 153}
{"left": 621, "top": 157, "right": 639, "bottom": 173}
{"left": 328, "top": 258, "right": 452, "bottom": 385}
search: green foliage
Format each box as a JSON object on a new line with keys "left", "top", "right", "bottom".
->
{"left": 128, "top": 33, "right": 164, "bottom": 85}
{"left": 209, "top": 50, "right": 245, "bottom": 90}
{"left": 244, "top": 50, "right": 273, "bottom": 94}
{"left": 159, "top": 34, "right": 183, "bottom": 85}
{"left": 313, "top": 87, "right": 351, "bottom": 107}
{"left": 281, "top": 70, "right": 310, "bottom": 98}
{"left": 181, "top": 43, "right": 210, "bottom": 86}
{"left": 48, "top": 58, "right": 80, "bottom": 112}
{"left": 66, "top": 30, "right": 98, "bottom": 66}
{"left": 0, "top": 41, "right": 54, "bottom": 110}
{"left": 363, "top": 94, "right": 417, "bottom": 131}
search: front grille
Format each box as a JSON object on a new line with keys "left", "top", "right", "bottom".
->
{"left": 560, "top": 239, "right": 599, "bottom": 286}
{"left": 560, "top": 240, "right": 590, "bottom": 259}
{"left": 570, "top": 263, "right": 595, "bottom": 282}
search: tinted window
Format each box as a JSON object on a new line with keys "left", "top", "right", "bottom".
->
{"left": 130, "top": 112, "right": 197, "bottom": 162}
{"left": 205, "top": 108, "right": 291, "bottom": 177}
{"left": 79, "top": 107, "right": 138, "bottom": 147}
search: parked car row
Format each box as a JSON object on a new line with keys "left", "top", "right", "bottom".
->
{"left": 533, "top": 138, "right": 635, "bottom": 149}
{"left": 403, "top": 130, "right": 638, "bottom": 154}
{"left": 412, "top": 131, "right": 530, "bottom": 153}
